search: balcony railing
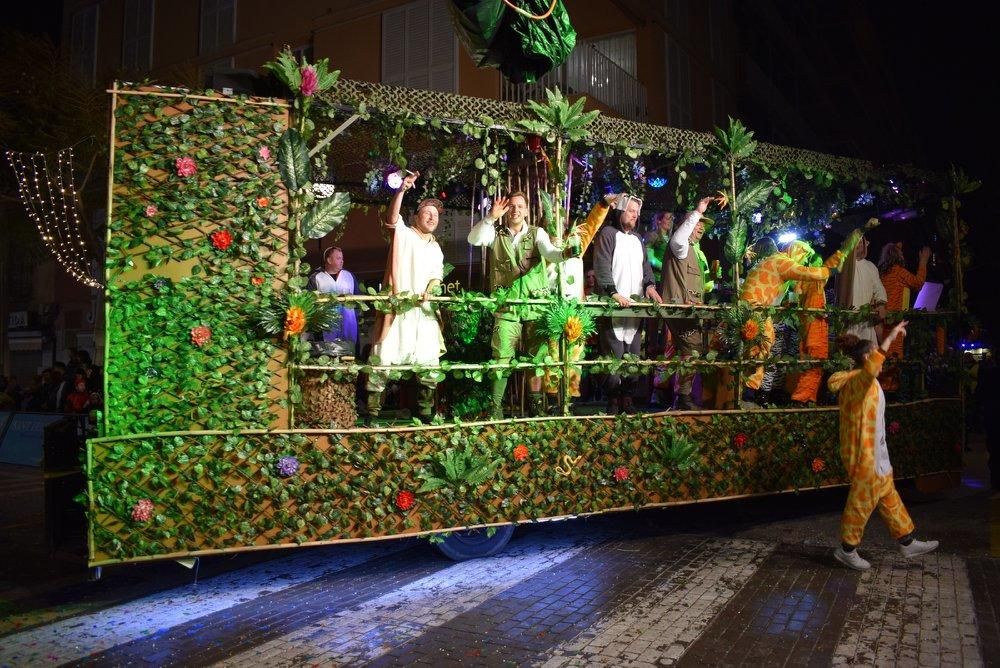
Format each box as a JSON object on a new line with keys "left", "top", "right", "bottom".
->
{"left": 501, "top": 43, "right": 647, "bottom": 122}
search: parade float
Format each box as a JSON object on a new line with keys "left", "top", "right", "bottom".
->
{"left": 80, "top": 50, "right": 971, "bottom": 569}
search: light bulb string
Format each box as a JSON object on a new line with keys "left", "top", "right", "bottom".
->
{"left": 5, "top": 148, "right": 103, "bottom": 288}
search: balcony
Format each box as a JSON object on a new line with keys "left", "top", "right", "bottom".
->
{"left": 501, "top": 42, "right": 647, "bottom": 122}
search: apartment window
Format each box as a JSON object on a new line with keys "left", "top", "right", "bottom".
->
{"left": 589, "top": 31, "right": 637, "bottom": 78}
{"left": 200, "top": 0, "right": 236, "bottom": 55}
{"left": 122, "top": 0, "right": 155, "bottom": 73}
{"left": 70, "top": 5, "right": 99, "bottom": 85}
{"left": 381, "top": 0, "right": 457, "bottom": 92}
{"left": 667, "top": 37, "right": 692, "bottom": 129}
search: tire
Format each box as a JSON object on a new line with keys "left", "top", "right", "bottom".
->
{"left": 435, "top": 524, "right": 515, "bottom": 561}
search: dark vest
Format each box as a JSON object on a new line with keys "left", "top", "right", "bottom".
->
{"left": 662, "top": 244, "right": 704, "bottom": 305}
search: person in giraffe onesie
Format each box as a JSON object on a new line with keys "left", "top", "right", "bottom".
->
{"left": 543, "top": 193, "right": 621, "bottom": 403}
{"left": 829, "top": 320, "right": 939, "bottom": 570}
{"left": 738, "top": 230, "right": 860, "bottom": 404}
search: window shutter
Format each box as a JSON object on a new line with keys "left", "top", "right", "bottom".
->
{"left": 381, "top": 7, "right": 406, "bottom": 86}
{"left": 428, "top": 0, "right": 456, "bottom": 92}
{"left": 404, "top": 2, "right": 430, "bottom": 89}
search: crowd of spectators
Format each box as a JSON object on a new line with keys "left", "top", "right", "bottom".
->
{"left": 0, "top": 349, "right": 103, "bottom": 414}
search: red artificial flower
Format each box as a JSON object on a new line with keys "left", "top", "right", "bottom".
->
{"left": 733, "top": 433, "right": 748, "bottom": 449}
{"left": 613, "top": 466, "right": 630, "bottom": 482}
{"left": 811, "top": 457, "right": 826, "bottom": 473}
{"left": 210, "top": 229, "right": 233, "bottom": 251}
{"left": 256, "top": 196, "right": 270, "bottom": 208}
{"left": 251, "top": 276, "right": 265, "bottom": 286}
{"left": 190, "top": 325, "right": 212, "bottom": 347}
{"left": 145, "top": 204, "right": 158, "bottom": 217}
{"left": 513, "top": 444, "right": 529, "bottom": 462}
{"left": 526, "top": 135, "right": 542, "bottom": 153}
{"left": 300, "top": 66, "right": 318, "bottom": 96}
{"left": 395, "top": 490, "right": 416, "bottom": 511}
{"left": 131, "top": 499, "right": 154, "bottom": 522}
{"left": 175, "top": 156, "right": 197, "bottom": 177}
{"left": 888, "top": 421, "right": 901, "bottom": 435}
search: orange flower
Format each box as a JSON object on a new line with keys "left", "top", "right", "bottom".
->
{"left": 251, "top": 276, "right": 265, "bottom": 286}
{"left": 284, "top": 306, "right": 307, "bottom": 337}
{"left": 811, "top": 457, "right": 826, "bottom": 473}
{"left": 741, "top": 319, "right": 760, "bottom": 341}
{"left": 513, "top": 444, "right": 529, "bottom": 461}
{"left": 256, "top": 196, "right": 270, "bottom": 208}
{"left": 563, "top": 316, "right": 584, "bottom": 343}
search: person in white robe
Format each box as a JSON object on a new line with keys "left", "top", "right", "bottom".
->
{"left": 592, "top": 195, "right": 662, "bottom": 413}
{"left": 366, "top": 170, "right": 445, "bottom": 423}
{"left": 307, "top": 246, "right": 358, "bottom": 348}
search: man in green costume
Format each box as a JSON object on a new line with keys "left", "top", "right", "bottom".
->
{"left": 467, "top": 191, "right": 576, "bottom": 418}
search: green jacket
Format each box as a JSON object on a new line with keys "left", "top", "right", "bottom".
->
{"left": 489, "top": 224, "right": 550, "bottom": 320}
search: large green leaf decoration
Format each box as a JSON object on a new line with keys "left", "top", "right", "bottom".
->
{"left": 277, "top": 128, "right": 310, "bottom": 192}
{"left": 301, "top": 191, "right": 351, "bottom": 239}
{"left": 724, "top": 220, "right": 748, "bottom": 267}
{"left": 537, "top": 189, "right": 555, "bottom": 236}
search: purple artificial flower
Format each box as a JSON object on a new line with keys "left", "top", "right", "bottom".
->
{"left": 276, "top": 455, "right": 300, "bottom": 477}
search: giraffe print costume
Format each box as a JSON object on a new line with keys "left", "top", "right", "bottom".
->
{"left": 739, "top": 244, "right": 843, "bottom": 389}
{"left": 828, "top": 349, "right": 915, "bottom": 545}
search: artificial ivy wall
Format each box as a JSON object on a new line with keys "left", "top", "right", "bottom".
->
{"left": 105, "top": 87, "right": 291, "bottom": 435}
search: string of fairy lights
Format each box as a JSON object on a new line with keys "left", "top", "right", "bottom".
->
{"left": 6, "top": 147, "right": 103, "bottom": 288}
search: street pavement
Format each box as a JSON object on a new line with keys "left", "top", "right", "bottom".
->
{"left": 0, "top": 436, "right": 997, "bottom": 667}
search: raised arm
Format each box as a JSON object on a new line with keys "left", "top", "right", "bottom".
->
{"left": 668, "top": 196, "right": 711, "bottom": 260}
{"left": 386, "top": 170, "right": 420, "bottom": 229}
{"left": 467, "top": 196, "right": 509, "bottom": 247}
{"left": 775, "top": 256, "right": 831, "bottom": 282}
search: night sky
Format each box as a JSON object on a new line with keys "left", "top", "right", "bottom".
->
{"left": 6, "top": 1, "right": 996, "bottom": 339}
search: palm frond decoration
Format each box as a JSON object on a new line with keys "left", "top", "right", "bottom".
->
{"left": 255, "top": 291, "right": 339, "bottom": 340}
{"left": 542, "top": 300, "right": 596, "bottom": 344}
{"left": 648, "top": 431, "right": 699, "bottom": 471}
{"left": 517, "top": 88, "right": 599, "bottom": 142}
{"left": 711, "top": 117, "right": 758, "bottom": 163}
{"left": 417, "top": 444, "right": 501, "bottom": 493}
{"left": 719, "top": 301, "right": 768, "bottom": 359}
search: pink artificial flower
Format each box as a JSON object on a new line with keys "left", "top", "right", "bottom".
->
{"left": 175, "top": 156, "right": 197, "bottom": 177}
{"left": 300, "top": 66, "right": 318, "bottom": 96}
{"left": 888, "top": 421, "right": 901, "bottom": 435}
{"left": 190, "top": 325, "right": 212, "bottom": 347}
{"left": 613, "top": 466, "right": 630, "bottom": 482}
{"left": 145, "top": 204, "right": 158, "bottom": 217}
{"left": 258, "top": 146, "right": 271, "bottom": 161}
{"left": 131, "top": 499, "right": 154, "bottom": 522}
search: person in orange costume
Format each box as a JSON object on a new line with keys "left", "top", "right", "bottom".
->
{"left": 739, "top": 229, "right": 862, "bottom": 404}
{"left": 828, "top": 321, "right": 939, "bottom": 571}
{"left": 787, "top": 241, "right": 833, "bottom": 405}
{"left": 878, "top": 242, "right": 930, "bottom": 359}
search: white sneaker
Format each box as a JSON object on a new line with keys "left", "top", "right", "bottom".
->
{"left": 900, "top": 539, "right": 939, "bottom": 558}
{"left": 833, "top": 547, "right": 871, "bottom": 570}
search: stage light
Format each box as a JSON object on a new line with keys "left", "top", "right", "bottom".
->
{"left": 777, "top": 231, "right": 799, "bottom": 244}
{"left": 385, "top": 170, "right": 404, "bottom": 190}
{"left": 647, "top": 176, "right": 668, "bottom": 189}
